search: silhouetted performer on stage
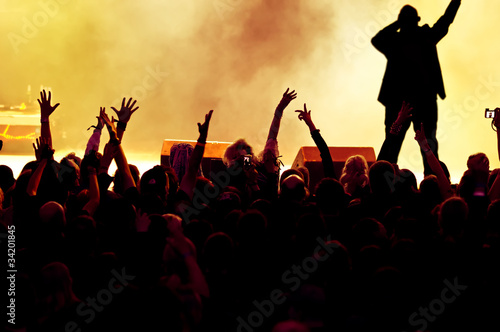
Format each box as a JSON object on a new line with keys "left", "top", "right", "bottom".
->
{"left": 372, "top": 0, "right": 461, "bottom": 174}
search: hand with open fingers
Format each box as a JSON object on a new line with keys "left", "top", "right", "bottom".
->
{"left": 100, "top": 107, "right": 119, "bottom": 143}
{"left": 88, "top": 112, "right": 104, "bottom": 131}
{"left": 279, "top": 88, "right": 297, "bottom": 108}
{"left": 38, "top": 90, "right": 60, "bottom": 119}
{"left": 395, "top": 101, "right": 413, "bottom": 125}
{"left": 33, "top": 136, "right": 54, "bottom": 161}
{"left": 95, "top": 114, "right": 105, "bottom": 131}
{"left": 111, "top": 97, "right": 139, "bottom": 123}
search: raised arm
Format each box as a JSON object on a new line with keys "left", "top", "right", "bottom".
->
{"left": 296, "top": 104, "right": 335, "bottom": 179}
{"left": 101, "top": 108, "right": 136, "bottom": 192}
{"left": 85, "top": 111, "right": 104, "bottom": 155}
{"left": 27, "top": 137, "right": 54, "bottom": 197}
{"left": 415, "top": 123, "right": 452, "bottom": 199}
{"left": 488, "top": 111, "right": 500, "bottom": 201}
{"left": 432, "top": 0, "right": 461, "bottom": 42}
{"left": 389, "top": 101, "right": 413, "bottom": 136}
{"left": 81, "top": 151, "right": 100, "bottom": 216}
{"left": 111, "top": 97, "right": 139, "bottom": 142}
{"left": 441, "top": 0, "right": 461, "bottom": 24}
{"left": 496, "top": 110, "right": 500, "bottom": 162}
{"left": 179, "top": 110, "right": 213, "bottom": 200}
{"left": 267, "top": 88, "right": 297, "bottom": 141}
{"left": 38, "top": 90, "right": 60, "bottom": 149}
{"left": 371, "top": 20, "right": 400, "bottom": 55}
{"left": 259, "top": 88, "right": 296, "bottom": 181}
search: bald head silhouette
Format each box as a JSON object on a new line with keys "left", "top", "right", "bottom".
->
{"left": 39, "top": 201, "right": 66, "bottom": 234}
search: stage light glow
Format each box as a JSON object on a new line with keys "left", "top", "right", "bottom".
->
{"left": 0, "top": 124, "right": 36, "bottom": 140}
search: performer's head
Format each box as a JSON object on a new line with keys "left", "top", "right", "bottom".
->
{"left": 398, "top": 5, "right": 420, "bottom": 30}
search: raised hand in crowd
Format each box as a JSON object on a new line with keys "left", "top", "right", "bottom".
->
{"left": 81, "top": 150, "right": 101, "bottom": 216}
{"left": 100, "top": 107, "right": 119, "bottom": 144}
{"left": 99, "top": 106, "right": 119, "bottom": 172}
{"left": 197, "top": 109, "right": 213, "bottom": 144}
{"left": 99, "top": 140, "right": 119, "bottom": 176}
{"left": 27, "top": 136, "right": 54, "bottom": 197}
{"left": 100, "top": 107, "right": 136, "bottom": 192}
{"left": 296, "top": 103, "right": 335, "bottom": 179}
{"left": 38, "top": 90, "right": 60, "bottom": 121}
{"left": 268, "top": 88, "right": 297, "bottom": 141}
{"left": 277, "top": 88, "right": 297, "bottom": 110}
{"left": 414, "top": 122, "right": 431, "bottom": 151}
{"left": 390, "top": 101, "right": 413, "bottom": 135}
{"left": 93, "top": 112, "right": 105, "bottom": 131}
{"left": 180, "top": 110, "right": 213, "bottom": 200}
{"left": 494, "top": 109, "right": 500, "bottom": 161}
{"left": 260, "top": 88, "right": 297, "bottom": 181}
{"left": 488, "top": 110, "right": 500, "bottom": 201}
{"left": 32, "top": 136, "right": 54, "bottom": 162}
{"left": 111, "top": 97, "right": 139, "bottom": 141}
{"left": 38, "top": 90, "right": 60, "bottom": 148}
{"left": 85, "top": 109, "right": 105, "bottom": 156}
{"left": 415, "top": 122, "right": 452, "bottom": 199}
{"left": 296, "top": 103, "right": 317, "bottom": 132}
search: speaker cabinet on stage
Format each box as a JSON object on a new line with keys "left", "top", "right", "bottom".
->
{"left": 160, "top": 139, "right": 231, "bottom": 182}
{"left": 292, "top": 146, "right": 376, "bottom": 190}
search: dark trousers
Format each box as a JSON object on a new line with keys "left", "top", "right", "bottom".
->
{"left": 377, "top": 98, "right": 438, "bottom": 175}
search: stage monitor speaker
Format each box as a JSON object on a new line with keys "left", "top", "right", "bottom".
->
{"left": 292, "top": 146, "right": 376, "bottom": 190}
{"left": 160, "top": 139, "right": 232, "bottom": 182}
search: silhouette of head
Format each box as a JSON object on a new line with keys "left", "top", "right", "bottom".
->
{"left": 140, "top": 165, "right": 169, "bottom": 200}
{"left": 280, "top": 174, "right": 307, "bottom": 202}
{"left": 314, "top": 178, "right": 348, "bottom": 214}
{"left": 467, "top": 152, "right": 489, "bottom": 174}
{"left": 223, "top": 138, "right": 254, "bottom": 167}
{"left": 280, "top": 168, "right": 304, "bottom": 188}
{"left": 368, "top": 160, "right": 395, "bottom": 195}
{"left": 398, "top": 5, "right": 420, "bottom": 30}
{"left": 340, "top": 155, "right": 369, "bottom": 191}
{"left": 39, "top": 201, "right": 66, "bottom": 233}
{"left": 439, "top": 197, "right": 468, "bottom": 236}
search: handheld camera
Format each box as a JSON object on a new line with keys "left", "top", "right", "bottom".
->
{"left": 485, "top": 108, "right": 499, "bottom": 118}
{"left": 243, "top": 154, "right": 252, "bottom": 169}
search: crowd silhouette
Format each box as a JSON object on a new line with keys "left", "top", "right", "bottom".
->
{"left": 1, "top": 84, "right": 499, "bottom": 332}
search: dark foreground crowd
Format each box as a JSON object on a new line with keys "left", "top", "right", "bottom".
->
{"left": 1, "top": 89, "right": 500, "bottom": 332}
